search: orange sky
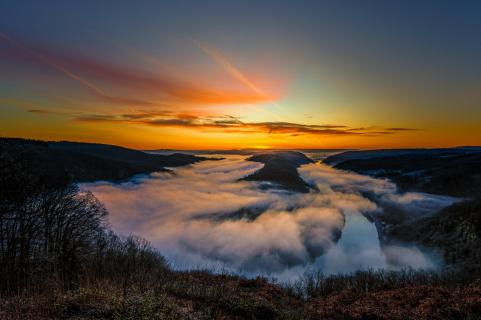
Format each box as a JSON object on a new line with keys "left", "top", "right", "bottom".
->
{"left": 1, "top": 2, "right": 481, "bottom": 150}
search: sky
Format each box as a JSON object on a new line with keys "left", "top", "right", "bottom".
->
{"left": 1, "top": 0, "right": 480, "bottom": 150}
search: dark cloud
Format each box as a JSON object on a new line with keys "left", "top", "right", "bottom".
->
{"left": 27, "top": 109, "right": 50, "bottom": 114}
{"left": 72, "top": 112, "right": 418, "bottom": 136}
{"left": 75, "top": 114, "right": 118, "bottom": 122}
{"left": 386, "top": 127, "right": 419, "bottom": 131}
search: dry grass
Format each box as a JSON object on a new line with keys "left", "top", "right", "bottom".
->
{"left": 306, "top": 283, "right": 481, "bottom": 320}
{"left": 1, "top": 269, "right": 481, "bottom": 320}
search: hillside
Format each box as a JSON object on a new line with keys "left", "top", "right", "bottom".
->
{"left": 0, "top": 138, "right": 207, "bottom": 183}
{"left": 324, "top": 148, "right": 481, "bottom": 197}
{"left": 1, "top": 141, "right": 481, "bottom": 319}
{"left": 386, "top": 199, "right": 481, "bottom": 270}
{"left": 242, "top": 151, "right": 315, "bottom": 192}
{"left": 324, "top": 148, "right": 481, "bottom": 271}
{"left": 2, "top": 269, "right": 480, "bottom": 319}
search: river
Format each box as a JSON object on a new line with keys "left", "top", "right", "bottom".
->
{"left": 81, "top": 153, "right": 458, "bottom": 281}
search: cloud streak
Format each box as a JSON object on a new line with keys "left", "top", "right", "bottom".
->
{"left": 71, "top": 111, "right": 417, "bottom": 136}
{"left": 0, "top": 32, "right": 275, "bottom": 107}
{"left": 1, "top": 32, "right": 157, "bottom": 107}
{"left": 192, "top": 38, "right": 270, "bottom": 99}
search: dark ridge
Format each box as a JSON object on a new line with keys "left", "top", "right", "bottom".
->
{"left": 324, "top": 148, "right": 481, "bottom": 166}
{"left": 0, "top": 137, "right": 208, "bottom": 183}
{"left": 386, "top": 198, "right": 481, "bottom": 270}
{"left": 324, "top": 148, "right": 481, "bottom": 197}
{"left": 242, "top": 151, "right": 315, "bottom": 193}
{"left": 324, "top": 148, "right": 481, "bottom": 272}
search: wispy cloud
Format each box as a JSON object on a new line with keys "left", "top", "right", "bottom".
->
{"left": 2, "top": 32, "right": 419, "bottom": 142}
{"left": 0, "top": 32, "right": 274, "bottom": 107}
{"left": 1, "top": 32, "right": 156, "bottom": 107}
{"left": 70, "top": 111, "right": 417, "bottom": 136}
{"left": 386, "top": 127, "right": 420, "bottom": 132}
{"left": 192, "top": 38, "right": 270, "bottom": 99}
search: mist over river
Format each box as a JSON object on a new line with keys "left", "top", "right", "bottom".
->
{"left": 81, "top": 153, "right": 458, "bottom": 281}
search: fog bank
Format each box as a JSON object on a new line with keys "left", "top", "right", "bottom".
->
{"left": 81, "top": 156, "right": 457, "bottom": 280}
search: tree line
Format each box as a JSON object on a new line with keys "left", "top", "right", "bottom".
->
{"left": 0, "top": 139, "right": 167, "bottom": 297}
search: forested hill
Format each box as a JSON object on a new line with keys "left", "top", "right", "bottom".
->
{"left": 324, "top": 147, "right": 481, "bottom": 197}
{"left": 0, "top": 138, "right": 207, "bottom": 183}
{"left": 324, "top": 148, "right": 481, "bottom": 273}
{"left": 243, "top": 151, "right": 315, "bottom": 192}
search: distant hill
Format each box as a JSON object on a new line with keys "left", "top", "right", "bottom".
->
{"left": 242, "top": 151, "right": 315, "bottom": 192}
{"left": 0, "top": 138, "right": 207, "bottom": 183}
{"left": 324, "top": 147, "right": 481, "bottom": 165}
{"left": 148, "top": 148, "right": 347, "bottom": 157}
{"left": 324, "top": 148, "right": 481, "bottom": 197}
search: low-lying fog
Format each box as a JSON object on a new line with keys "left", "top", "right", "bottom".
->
{"left": 81, "top": 154, "right": 458, "bottom": 281}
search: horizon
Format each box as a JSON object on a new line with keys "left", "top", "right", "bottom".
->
{"left": 2, "top": 135, "right": 481, "bottom": 152}
{"left": 1, "top": 1, "right": 481, "bottom": 149}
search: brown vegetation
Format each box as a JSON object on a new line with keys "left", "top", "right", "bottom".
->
{"left": 1, "top": 269, "right": 480, "bottom": 319}
{"left": 1, "top": 139, "right": 481, "bottom": 319}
